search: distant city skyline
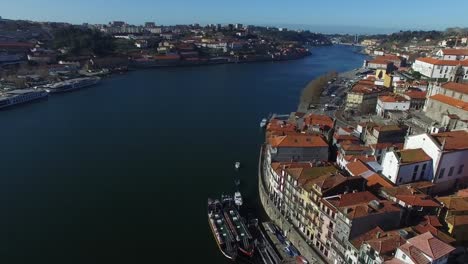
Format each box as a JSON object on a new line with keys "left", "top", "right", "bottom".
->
{"left": 1, "top": 0, "right": 468, "bottom": 34}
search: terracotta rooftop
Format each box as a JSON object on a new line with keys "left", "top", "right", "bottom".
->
{"left": 374, "top": 124, "right": 405, "bottom": 132}
{"left": 436, "top": 196, "right": 468, "bottom": 212}
{"left": 325, "top": 191, "right": 401, "bottom": 220}
{"left": 266, "top": 119, "right": 297, "bottom": 135}
{"left": 440, "top": 82, "right": 468, "bottom": 95}
{"left": 286, "top": 165, "right": 338, "bottom": 184}
{"left": 271, "top": 162, "right": 314, "bottom": 171}
{"left": 304, "top": 114, "right": 334, "bottom": 128}
{"left": 369, "top": 59, "right": 392, "bottom": 65}
{"left": 351, "top": 84, "right": 386, "bottom": 94}
{"left": 404, "top": 90, "right": 427, "bottom": 100}
{"left": 367, "top": 232, "right": 407, "bottom": 260}
{"left": 379, "top": 94, "right": 409, "bottom": 103}
{"left": 341, "top": 144, "right": 372, "bottom": 152}
{"left": 346, "top": 160, "right": 374, "bottom": 177}
{"left": 344, "top": 154, "right": 377, "bottom": 163}
{"left": 416, "top": 57, "right": 468, "bottom": 66}
{"left": 351, "top": 226, "right": 385, "bottom": 248}
{"left": 432, "top": 130, "right": 468, "bottom": 151}
{"left": 446, "top": 215, "right": 468, "bottom": 226}
{"left": 395, "top": 195, "right": 440, "bottom": 207}
{"left": 395, "top": 149, "right": 431, "bottom": 164}
{"left": 429, "top": 94, "right": 468, "bottom": 111}
{"left": 376, "top": 55, "right": 402, "bottom": 61}
{"left": 413, "top": 229, "right": 455, "bottom": 246}
{"left": 334, "top": 133, "right": 360, "bottom": 142}
{"left": 404, "top": 232, "right": 455, "bottom": 260}
{"left": 370, "top": 142, "right": 404, "bottom": 150}
{"left": 382, "top": 185, "right": 423, "bottom": 197}
{"left": 366, "top": 173, "right": 395, "bottom": 188}
{"left": 441, "top": 48, "right": 468, "bottom": 56}
{"left": 268, "top": 134, "right": 328, "bottom": 148}
{"left": 302, "top": 173, "right": 354, "bottom": 193}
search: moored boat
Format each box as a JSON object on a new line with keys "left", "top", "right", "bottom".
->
{"left": 44, "top": 77, "right": 100, "bottom": 94}
{"left": 260, "top": 118, "right": 268, "bottom": 128}
{"left": 208, "top": 198, "right": 237, "bottom": 260}
{"left": 0, "top": 88, "right": 48, "bottom": 109}
{"left": 222, "top": 195, "right": 255, "bottom": 257}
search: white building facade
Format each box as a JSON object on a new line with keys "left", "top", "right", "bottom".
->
{"left": 412, "top": 58, "right": 468, "bottom": 80}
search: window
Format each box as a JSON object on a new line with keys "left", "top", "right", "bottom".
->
{"left": 412, "top": 165, "right": 419, "bottom": 181}
{"left": 459, "top": 165, "right": 465, "bottom": 175}
{"left": 439, "top": 168, "right": 446, "bottom": 179}
{"left": 421, "top": 163, "right": 427, "bottom": 177}
{"left": 402, "top": 254, "right": 407, "bottom": 260}
{"left": 448, "top": 167, "right": 454, "bottom": 177}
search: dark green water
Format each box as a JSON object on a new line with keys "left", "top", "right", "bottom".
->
{"left": 0, "top": 45, "right": 366, "bottom": 264}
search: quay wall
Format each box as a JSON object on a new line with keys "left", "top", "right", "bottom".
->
{"left": 257, "top": 146, "right": 326, "bottom": 264}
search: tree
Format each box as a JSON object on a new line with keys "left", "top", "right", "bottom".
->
{"left": 53, "top": 27, "right": 115, "bottom": 56}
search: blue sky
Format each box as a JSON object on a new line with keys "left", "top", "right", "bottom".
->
{"left": 1, "top": 0, "right": 467, "bottom": 33}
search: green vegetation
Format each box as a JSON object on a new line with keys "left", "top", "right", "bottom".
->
{"left": 299, "top": 71, "right": 338, "bottom": 108}
{"left": 53, "top": 27, "right": 115, "bottom": 56}
{"left": 410, "top": 70, "right": 422, "bottom": 80}
{"left": 113, "top": 38, "right": 139, "bottom": 54}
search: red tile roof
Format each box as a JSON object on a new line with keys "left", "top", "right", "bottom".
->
{"left": 325, "top": 191, "right": 401, "bottom": 220}
{"left": 416, "top": 57, "right": 468, "bottom": 66}
{"left": 429, "top": 94, "right": 468, "bottom": 110}
{"left": 266, "top": 119, "right": 297, "bottom": 135}
{"left": 346, "top": 160, "right": 373, "bottom": 177}
{"left": 395, "top": 195, "right": 440, "bottom": 207}
{"left": 432, "top": 130, "right": 468, "bottom": 151}
{"left": 405, "top": 232, "right": 455, "bottom": 260}
{"left": 351, "top": 84, "right": 387, "bottom": 94}
{"left": 440, "top": 82, "right": 468, "bottom": 94}
{"left": 344, "top": 155, "right": 377, "bottom": 163}
{"left": 268, "top": 134, "right": 328, "bottom": 148}
{"left": 371, "top": 142, "right": 404, "bottom": 150}
{"left": 404, "top": 90, "right": 427, "bottom": 100}
{"left": 351, "top": 226, "right": 385, "bottom": 248}
{"left": 441, "top": 49, "right": 468, "bottom": 56}
{"left": 376, "top": 55, "right": 403, "bottom": 61}
{"left": 304, "top": 114, "right": 334, "bottom": 128}
{"left": 379, "top": 94, "right": 409, "bottom": 103}
{"left": 366, "top": 173, "right": 395, "bottom": 188}
{"left": 341, "top": 144, "right": 372, "bottom": 152}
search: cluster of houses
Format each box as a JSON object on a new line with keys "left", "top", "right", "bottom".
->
{"left": 261, "top": 46, "right": 468, "bottom": 264}
{"left": 261, "top": 44, "right": 468, "bottom": 263}
{"left": 262, "top": 88, "right": 467, "bottom": 263}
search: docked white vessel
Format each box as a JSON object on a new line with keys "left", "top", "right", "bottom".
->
{"left": 260, "top": 118, "right": 268, "bottom": 128}
{"left": 44, "top": 77, "right": 100, "bottom": 94}
{"left": 234, "top": 191, "right": 243, "bottom": 207}
{"left": 0, "top": 89, "right": 48, "bottom": 109}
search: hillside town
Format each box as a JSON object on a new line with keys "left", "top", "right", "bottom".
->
{"left": 0, "top": 17, "right": 330, "bottom": 89}
{"left": 259, "top": 36, "right": 468, "bottom": 263}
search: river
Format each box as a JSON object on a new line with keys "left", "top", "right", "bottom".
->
{"left": 0, "top": 45, "right": 366, "bottom": 264}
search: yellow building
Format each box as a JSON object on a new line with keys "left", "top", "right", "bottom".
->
{"left": 375, "top": 68, "right": 393, "bottom": 88}
{"left": 446, "top": 215, "right": 468, "bottom": 245}
{"left": 437, "top": 195, "right": 468, "bottom": 245}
